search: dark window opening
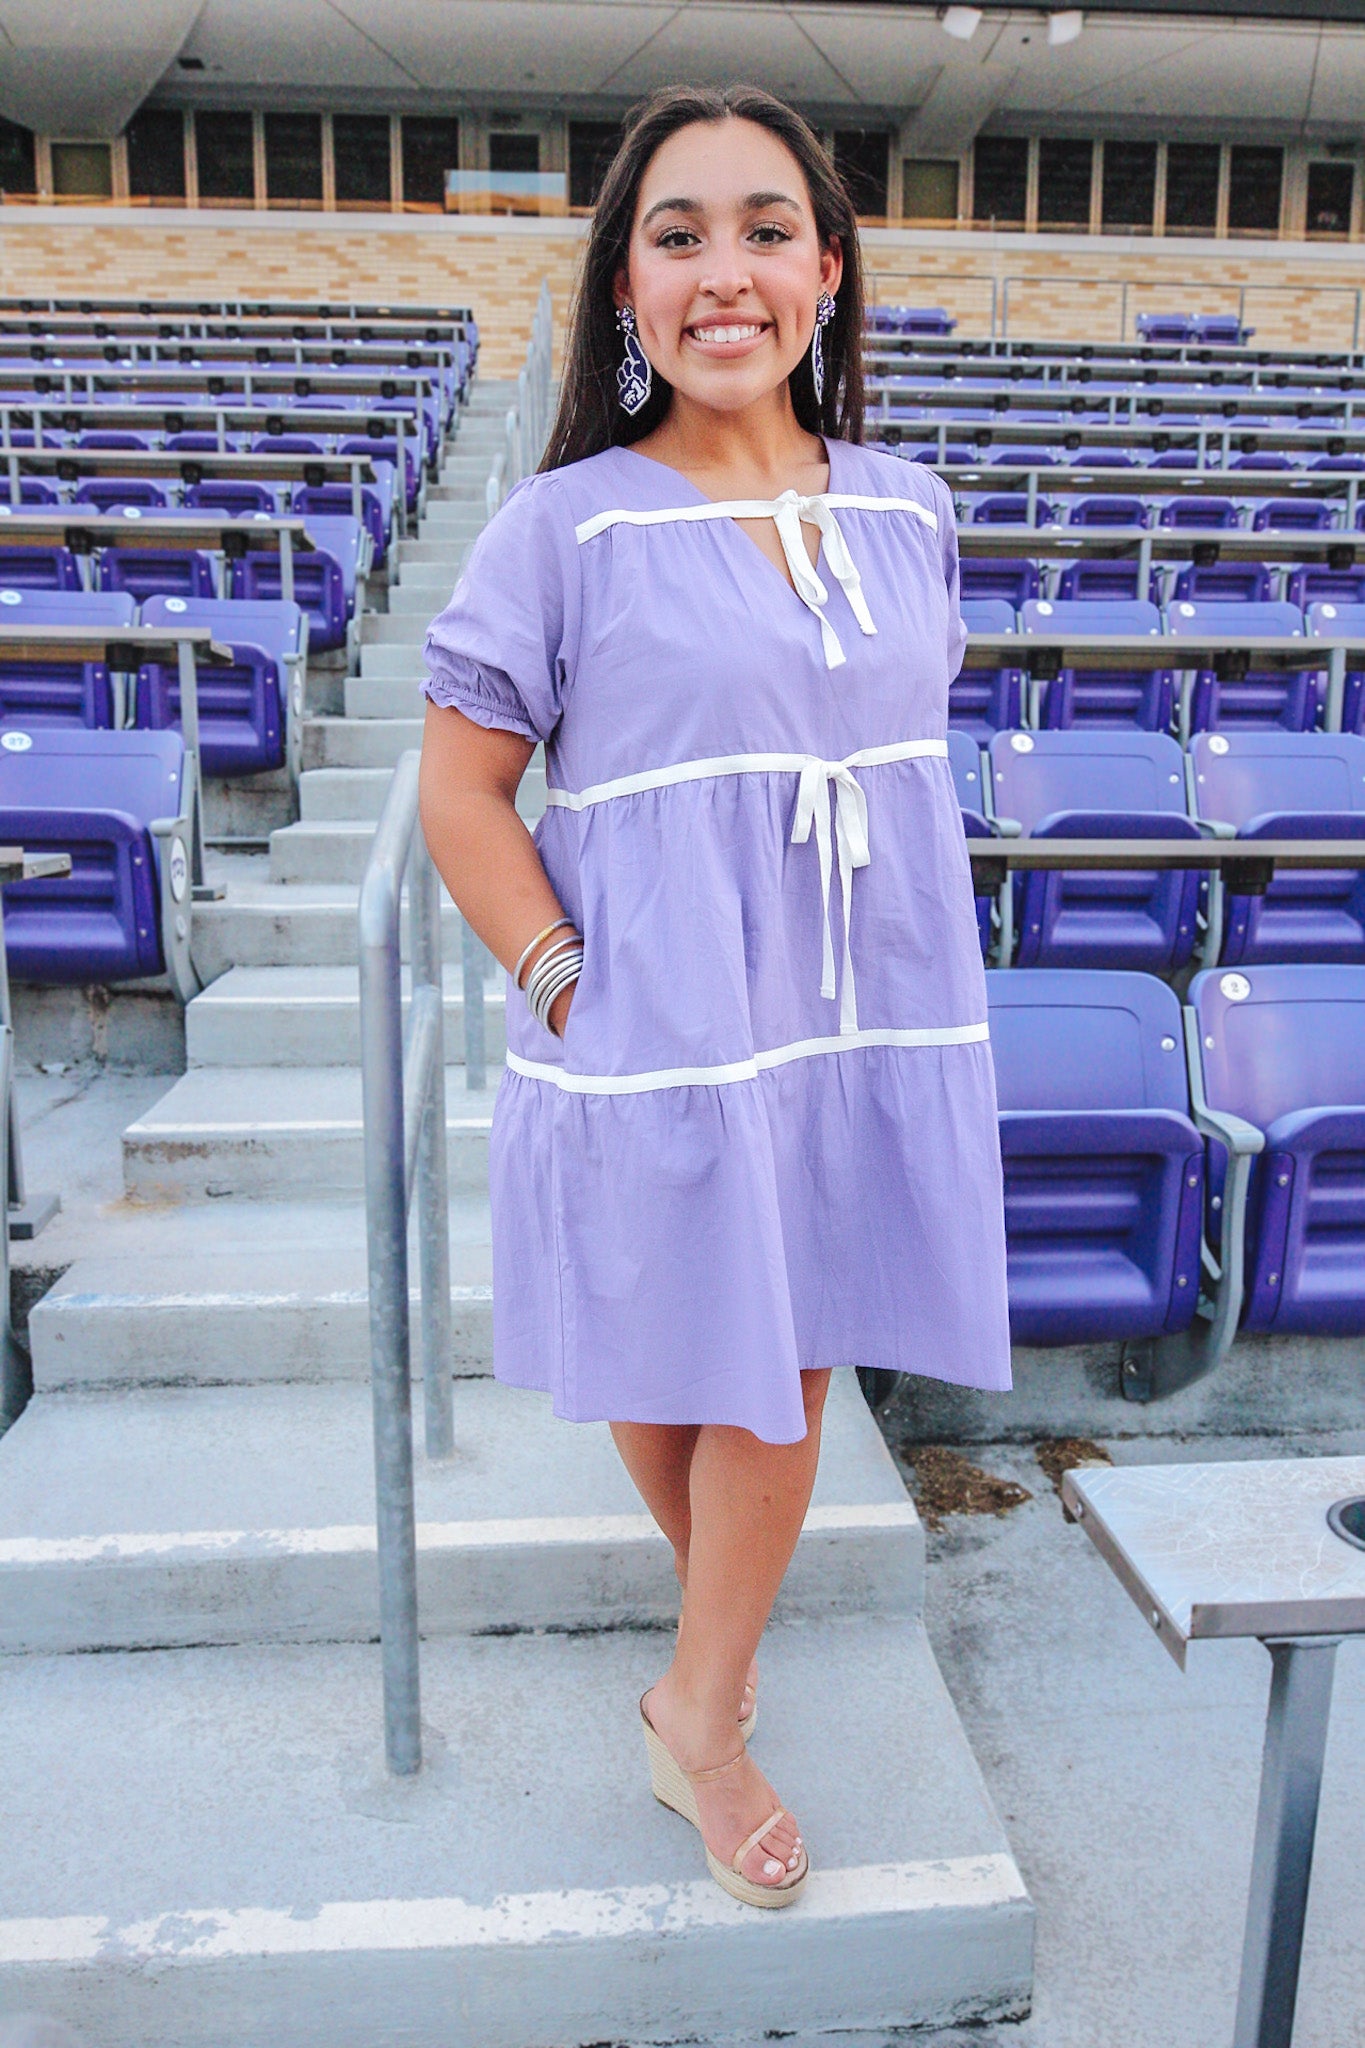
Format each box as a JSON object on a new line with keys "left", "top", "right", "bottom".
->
{"left": 1228, "top": 145, "right": 1282, "bottom": 234}
{"left": 401, "top": 117, "right": 460, "bottom": 210}
{"left": 973, "top": 136, "right": 1028, "bottom": 226}
{"left": 195, "top": 111, "right": 255, "bottom": 204}
{"left": 569, "top": 120, "right": 622, "bottom": 209}
{"left": 489, "top": 131, "right": 539, "bottom": 174}
{"left": 264, "top": 112, "right": 322, "bottom": 206}
{"left": 903, "top": 158, "right": 959, "bottom": 222}
{"left": 1102, "top": 141, "right": 1155, "bottom": 232}
{"left": 127, "top": 109, "right": 185, "bottom": 202}
{"left": 833, "top": 131, "right": 889, "bottom": 219}
{"left": 1306, "top": 161, "right": 1353, "bottom": 237}
{"left": 1038, "top": 138, "right": 1093, "bottom": 228}
{"left": 334, "top": 114, "right": 392, "bottom": 208}
{"left": 0, "top": 117, "right": 35, "bottom": 195}
{"left": 1165, "top": 142, "right": 1220, "bottom": 232}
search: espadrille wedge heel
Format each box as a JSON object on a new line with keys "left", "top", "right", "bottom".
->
{"left": 639, "top": 1695, "right": 808, "bottom": 1910}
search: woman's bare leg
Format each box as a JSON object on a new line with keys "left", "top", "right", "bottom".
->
{"left": 642, "top": 1369, "right": 832, "bottom": 1890}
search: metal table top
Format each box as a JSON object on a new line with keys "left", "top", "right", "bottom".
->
{"left": 1063, "top": 1456, "right": 1365, "bottom": 1667}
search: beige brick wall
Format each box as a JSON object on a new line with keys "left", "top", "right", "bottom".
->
{"left": 1, "top": 210, "right": 1361, "bottom": 367}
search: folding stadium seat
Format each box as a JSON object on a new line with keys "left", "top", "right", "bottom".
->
{"left": 989, "top": 728, "right": 1201, "bottom": 970}
{"left": 992, "top": 449, "right": 1057, "bottom": 467}
{"left": 1230, "top": 453, "right": 1295, "bottom": 472}
{"left": 0, "top": 725, "right": 193, "bottom": 988}
{"left": 137, "top": 594, "right": 305, "bottom": 778}
{"left": 973, "top": 494, "right": 1057, "bottom": 526}
{"left": 1136, "top": 314, "right": 1195, "bottom": 344}
{"left": 1312, "top": 454, "right": 1365, "bottom": 471}
{"left": 229, "top": 511, "right": 361, "bottom": 653}
{"left": 1188, "top": 962, "right": 1365, "bottom": 1333}
{"left": 76, "top": 431, "right": 153, "bottom": 452}
{"left": 72, "top": 479, "right": 170, "bottom": 514}
{"left": 1168, "top": 599, "right": 1314, "bottom": 731}
{"left": 1285, "top": 565, "right": 1365, "bottom": 610}
{"left": 954, "top": 597, "right": 1023, "bottom": 736}
{"left": 166, "top": 431, "right": 243, "bottom": 452}
{"left": 1150, "top": 451, "right": 1202, "bottom": 470}
{"left": 987, "top": 968, "right": 1204, "bottom": 1343}
{"left": 1069, "top": 451, "right": 1135, "bottom": 469}
{"left": 910, "top": 445, "right": 975, "bottom": 466}
{"left": 0, "top": 546, "right": 80, "bottom": 591}
{"left": 1190, "top": 729, "right": 1365, "bottom": 963}
{"left": 1170, "top": 560, "right": 1273, "bottom": 603}
{"left": 1056, "top": 562, "right": 1150, "bottom": 602}
{"left": 1306, "top": 600, "right": 1365, "bottom": 733}
{"left": 98, "top": 541, "right": 217, "bottom": 605}
{"left": 252, "top": 433, "right": 327, "bottom": 457}
{"left": 338, "top": 434, "right": 420, "bottom": 515}
{"left": 1193, "top": 315, "right": 1251, "bottom": 346}
{"left": 1159, "top": 497, "right": 1241, "bottom": 531}
{"left": 184, "top": 480, "right": 282, "bottom": 517}
{"left": 1254, "top": 498, "right": 1337, "bottom": 532}
{"left": 959, "top": 559, "right": 1039, "bottom": 606}
{"left": 1023, "top": 597, "right": 1172, "bottom": 729}
{"left": 0, "top": 586, "right": 135, "bottom": 727}
{"left": 1069, "top": 496, "right": 1148, "bottom": 527}
{"left": 290, "top": 480, "right": 388, "bottom": 564}
{"left": 0, "top": 480, "right": 60, "bottom": 507}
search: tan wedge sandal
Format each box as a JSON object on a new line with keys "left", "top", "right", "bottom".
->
{"left": 640, "top": 1695, "right": 808, "bottom": 1910}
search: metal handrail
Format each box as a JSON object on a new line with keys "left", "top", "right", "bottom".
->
{"left": 359, "top": 748, "right": 473, "bottom": 1775}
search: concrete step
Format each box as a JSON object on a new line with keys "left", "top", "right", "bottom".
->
{"left": 186, "top": 963, "right": 507, "bottom": 1066}
{"left": 0, "top": 1621, "right": 1030, "bottom": 2046}
{"left": 302, "top": 716, "right": 423, "bottom": 770}
{"left": 394, "top": 558, "right": 465, "bottom": 586}
{"left": 396, "top": 538, "right": 481, "bottom": 566}
{"left": 388, "top": 578, "right": 456, "bottom": 614}
{"left": 344, "top": 672, "right": 424, "bottom": 718}
{"left": 28, "top": 1196, "right": 493, "bottom": 1389}
{"left": 192, "top": 881, "right": 464, "bottom": 973}
{"left": 299, "top": 763, "right": 545, "bottom": 823}
{"left": 270, "top": 820, "right": 375, "bottom": 883}
{"left": 361, "top": 641, "right": 431, "bottom": 680}
{"left": 362, "top": 614, "right": 437, "bottom": 646}
{"left": 122, "top": 1063, "right": 500, "bottom": 1200}
{"left": 0, "top": 1374, "right": 918, "bottom": 1653}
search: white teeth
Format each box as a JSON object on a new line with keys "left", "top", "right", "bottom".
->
{"left": 691, "top": 324, "right": 763, "bottom": 345}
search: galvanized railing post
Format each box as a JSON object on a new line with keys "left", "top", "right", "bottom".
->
{"left": 462, "top": 917, "right": 487, "bottom": 1092}
{"left": 411, "top": 824, "right": 454, "bottom": 1460}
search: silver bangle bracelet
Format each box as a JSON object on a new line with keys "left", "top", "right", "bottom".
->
{"left": 522, "top": 934, "right": 581, "bottom": 1007}
{"left": 513, "top": 916, "right": 575, "bottom": 989}
{"left": 525, "top": 944, "right": 582, "bottom": 1031}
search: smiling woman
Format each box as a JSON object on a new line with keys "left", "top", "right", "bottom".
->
{"left": 419, "top": 83, "right": 1010, "bottom": 1923}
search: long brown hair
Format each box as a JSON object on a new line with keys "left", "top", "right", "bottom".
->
{"left": 541, "top": 84, "right": 865, "bottom": 471}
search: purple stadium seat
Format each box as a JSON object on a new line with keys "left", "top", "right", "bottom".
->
{"left": 0, "top": 480, "right": 60, "bottom": 507}
{"left": 290, "top": 480, "right": 388, "bottom": 564}
{"left": 98, "top": 545, "right": 217, "bottom": 604}
{"left": 1306, "top": 600, "right": 1365, "bottom": 733}
{"left": 1023, "top": 597, "right": 1172, "bottom": 730}
{"left": 1069, "top": 496, "right": 1149, "bottom": 528}
{"left": 1312, "top": 455, "right": 1365, "bottom": 472}
{"left": 72, "top": 479, "right": 170, "bottom": 514}
{"left": 988, "top": 968, "right": 1204, "bottom": 1343}
{"left": 1194, "top": 315, "right": 1252, "bottom": 346}
{"left": 166, "top": 432, "right": 243, "bottom": 452}
{"left": 184, "top": 480, "right": 282, "bottom": 517}
{"left": 76, "top": 431, "right": 153, "bottom": 451}
{"left": 338, "top": 434, "right": 419, "bottom": 512}
{"left": 960, "top": 558, "right": 1039, "bottom": 606}
{"left": 1167, "top": 599, "right": 1314, "bottom": 731}
{"left": 252, "top": 434, "right": 326, "bottom": 456}
{"left": 0, "top": 726, "right": 186, "bottom": 982}
{"left": 955, "top": 597, "right": 1023, "bottom": 736}
{"left": 229, "top": 513, "right": 357, "bottom": 651}
{"left": 1136, "top": 314, "right": 1195, "bottom": 344}
{"left": 973, "top": 494, "right": 1058, "bottom": 527}
{"left": 1170, "top": 560, "right": 1273, "bottom": 603}
{"left": 0, "top": 587, "right": 135, "bottom": 727}
{"left": 993, "top": 449, "right": 1057, "bottom": 467}
{"left": 989, "top": 728, "right": 1200, "bottom": 970}
{"left": 1056, "top": 561, "right": 1153, "bottom": 602}
{"left": 1150, "top": 451, "right": 1202, "bottom": 470}
{"left": 1254, "top": 498, "right": 1336, "bottom": 532}
{"left": 1189, "top": 962, "right": 1365, "bottom": 1333}
{"left": 1190, "top": 730, "right": 1365, "bottom": 963}
{"left": 1284, "top": 565, "right": 1365, "bottom": 609}
{"left": 1070, "top": 450, "right": 1136, "bottom": 469}
{"left": 137, "top": 594, "right": 305, "bottom": 777}
{"left": 1159, "top": 497, "right": 1241, "bottom": 531}
{"left": 949, "top": 730, "right": 995, "bottom": 956}
{"left": 0, "top": 547, "right": 81, "bottom": 591}
{"left": 1230, "top": 453, "right": 1295, "bottom": 472}
{"left": 911, "top": 445, "right": 976, "bottom": 466}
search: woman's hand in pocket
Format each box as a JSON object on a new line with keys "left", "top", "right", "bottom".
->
{"left": 548, "top": 978, "right": 577, "bottom": 1040}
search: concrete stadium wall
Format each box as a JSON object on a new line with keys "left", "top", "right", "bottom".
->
{"left": 3, "top": 209, "right": 1365, "bottom": 367}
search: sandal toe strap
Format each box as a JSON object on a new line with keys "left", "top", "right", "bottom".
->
{"left": 731, "top": 1807, "right": 789, "bottom": 1876}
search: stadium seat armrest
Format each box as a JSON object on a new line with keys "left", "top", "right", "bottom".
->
{"left": 1195, "top": 818, "right": 1238, "bottom": 840}
{"left": 993, "top": 815, "right": 1023, "bottom": 838}
{"left": 1190, "top": 1102, "right": 1264, "bottom": 1157}
{"left": 148, "top": 810, "right": 200, "bottom": 1006}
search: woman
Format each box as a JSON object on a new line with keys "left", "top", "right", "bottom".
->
{"left": 420, "top": 83, "right": 1011, "bottom": 1911}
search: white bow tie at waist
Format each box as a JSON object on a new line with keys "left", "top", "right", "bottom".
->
{"left": 770, "top": 491, "right": 878, "bottom": 670}
{"left": 791, "top": 758, "right": 872, "bottom": 1034}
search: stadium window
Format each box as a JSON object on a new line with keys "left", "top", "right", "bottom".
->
{"left": 833, "top": 131, "right": 889, "bottom": 219}
{"left": 489, "top": 131, "right": 539, "bottom": 173}
{"left": 126, "top": 109, "right": 185, "bottom": 203}
{"left": 1164, "top": 142, "right": 1220, "bottom": 233}
{"left": 1038, "top": 138, "right": 1093, "bottom": 230}
{"left": 401, "top": 117, "right": 460, "bottom": 211}
{"left": 1101, "top": 140, "right": 1155, "bottom": 234}
{"left": 1306, "top": 161, "right": 1354, "bottom": 237}
{"left": 265, "top": 112, "right": 323, "bottom": 207}
{"left": 0, "top": 117, "right": 35, "bottom": 196}
{"left": 1228, "top": 145, "right": 1283, "bottom": 234}
{"left": 50, "top": 143, "right": 113, "bottom": 198}
{"left": 195, "top": 111, "right": 256, "bottom": 205}
{"left": 903, "top": 158, "right": 959, "bottom": 222}
{"left": 568, "top": 120, "right": 621, "bottom": 209}
{"left": 334, "top": 114, "right": 392, "bottom": 208}
{"left": 972, "top": 136, "right": 1028, "bottom": 227}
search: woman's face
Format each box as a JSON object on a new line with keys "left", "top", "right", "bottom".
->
{"left": 619, "top": 117, "right": 842, "bottom": 419}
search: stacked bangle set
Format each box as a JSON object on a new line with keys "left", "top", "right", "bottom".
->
{"left": 514, "top": 916, "right": 583, "bottom": 1034}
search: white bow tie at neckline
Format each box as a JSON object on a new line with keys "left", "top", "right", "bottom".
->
{"left": 770, "top": 491, "right": 879, "bottom": 672}
{"left": 791, "top": 757, "right": 872, "bottom": 1034}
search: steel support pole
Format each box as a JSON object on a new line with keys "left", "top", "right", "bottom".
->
{"left": 0, "top": 1026, "right": 25, "bottom": 1426}
{"left": 359, "top": 763, "right": 422, "bottom": 1776}
{"left": 411, "top": 832, "right": 453, "bottom": 1461}
{"left": 1232, "top": 1637, "right": 1339, "bottom": 2048}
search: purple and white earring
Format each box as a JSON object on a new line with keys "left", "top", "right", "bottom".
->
{"left": 811, "top": 291, "right": 837, "bottom": 407}
{"left": 616, "top": 305, "right": 652, "bottom": 416}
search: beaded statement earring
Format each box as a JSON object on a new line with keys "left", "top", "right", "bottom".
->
{"left": 811, "top": 291, "right": 837, "bottom": 407}
{"left": 616, "top": 305, "right": 652, "bottom": 416}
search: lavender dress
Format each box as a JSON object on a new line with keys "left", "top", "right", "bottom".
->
{"left": 424, "top": 438, "right": 1011, "bottom": 1444}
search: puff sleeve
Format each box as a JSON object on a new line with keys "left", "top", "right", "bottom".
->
{"left": 422, "top": 471, "right": 579, "bottom": 744}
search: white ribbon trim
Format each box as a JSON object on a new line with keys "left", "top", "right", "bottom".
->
{"left": 574, "top": 492, "right": 936, "bottom": 671}
{"left": 506, "top": 1023, "right": 989, "bottom": 1096}
{"left": 543, "top": 739, "right": 949, "bottom": 1037}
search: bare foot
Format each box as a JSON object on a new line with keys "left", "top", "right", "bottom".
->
{"left": 644, "top": 1678, "right": 803, "bottom": 1889}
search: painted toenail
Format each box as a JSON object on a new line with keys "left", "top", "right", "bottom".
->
{"left": 763, "top": 1858, "right": 782, "bottom": 1877}
{"left": 786, "top": 1854, "right": 799, "bottom": 1869}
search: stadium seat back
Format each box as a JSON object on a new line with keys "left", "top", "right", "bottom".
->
{"left": 1169, "top": 599, "right": 1314, "bottom": 732}
{"left": 185, "top": 481, "right": 281, "bottom": 517}
{"left": 954, "top": 598, "right": 1022, "bottom": 735}
{"left": 72, "top": 480, "right": 170, "bottom": 514}
{"left": 0, "top": 547, "right": 80, "bottom": 591}
{"left": 1159, "top": 497, "right": 1240, "bottom": 531}
{"left": 1170, "top": 561, "right": 1273, "bottom": 604}
{"left": 1068, "top": 496, "right": 1148, "bottom": 528}
{"left": 138, "top": 594, "right": 304, "bottom": 776}
{"left": 959, "top": 558, "right": 1038, "bottom": 606}
{"left": 1254, "top": 498, "right": 1335, "bottom": 532}
{"left": 0, "top": 587, "right": 135, "bottom": 728}
{"left": 1025, "top": 598, "right": 1172, "bottom": 729}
